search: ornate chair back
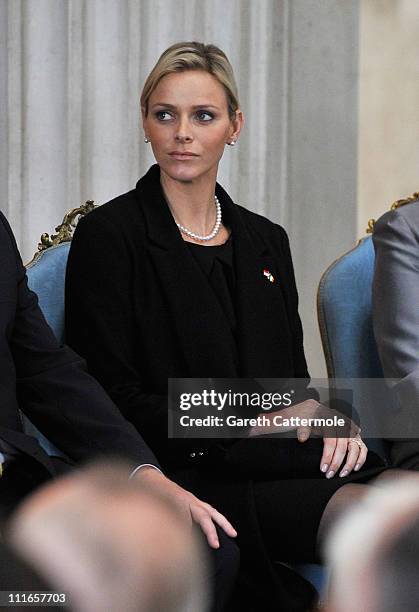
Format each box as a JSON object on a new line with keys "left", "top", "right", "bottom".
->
{"left": 317, "top": 234, "right": 383, "bottom": 380}
{"left": 24, "top": 203, "right": 95, "bottom": 456}
{"left": 317, "top": 233, "right": 391, "bottom": 459}
{"left": 27, "top": 242, "right": 71, "bottom": 343}
{"left": 316, "top": 195, "right": 419, "bottom": 461}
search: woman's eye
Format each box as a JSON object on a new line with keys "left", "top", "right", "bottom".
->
{"left": 155, "top": 111, "right": 172, "bottom": 121}
{"left": 196, "top": 111, "right": 214, "bottom": 122}
{"left": 154, "top": 110, "right": 214, "bottom": 122}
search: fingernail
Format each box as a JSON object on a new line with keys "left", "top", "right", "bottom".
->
{"left": 321, "top": 464, "right": 329, "bottom": 473}
{"left": 326, "top": 470, "right": 335, "bottom": 479}
{"left": 339, "top": 470, "right": 348, "bottom": 478}
{"left": 354, "top": 463, "right": 361, "bottom": 471}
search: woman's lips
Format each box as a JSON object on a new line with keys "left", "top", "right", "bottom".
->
{"left": 169, "top": 153, "right": 198, "bottom": 160}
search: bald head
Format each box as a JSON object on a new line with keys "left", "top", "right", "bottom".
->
{"left": 326, "top": 475, "right": 419, "bottom": 612}
{"left": 9, "top": 462, "right": 209, "bottom": 612}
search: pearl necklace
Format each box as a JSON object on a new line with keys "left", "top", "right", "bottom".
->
{"left": 175, "top": 196, "right": 222, "bottom": 242}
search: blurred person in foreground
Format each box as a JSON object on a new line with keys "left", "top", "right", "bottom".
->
{"left": 325, "top": 475, "right": 419, "bottom": 612}
{"left": 0, "top": 541, "right": 60, "bottom": 611}
{"left": 8, "top": 461, "right": 210, "bottom": 612}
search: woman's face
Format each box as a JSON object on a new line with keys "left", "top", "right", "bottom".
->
{"left": 142, "top": 70, "right": 243, "bottom": 184}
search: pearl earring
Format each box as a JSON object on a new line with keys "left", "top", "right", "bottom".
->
{"left": 144, "top": 137, "right": 150, "bottom": 143}
{"left": 228, "top": 140, "right": 236, "bottom": 146}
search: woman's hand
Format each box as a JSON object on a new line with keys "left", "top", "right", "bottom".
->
{"left": 248, "top": 399, "right": 368, "bottom": 478}
{"left": 132, "top": 467, "right": 237, "bottom": 548}
{"left": 317, "top": 432, "right": 368, "bottom": 479}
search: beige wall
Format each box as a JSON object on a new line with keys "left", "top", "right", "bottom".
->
{"left": 0, "top": 1, "right": 360, "bottom": 379}
{"left": 358, "top": 0, "right": 419, "bottom": 236}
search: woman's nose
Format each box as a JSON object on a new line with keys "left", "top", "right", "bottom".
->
{"left": 175, "top": 116, "right": 193, "bottom": 142}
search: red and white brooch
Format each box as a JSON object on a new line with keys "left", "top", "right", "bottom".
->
{"left": 263, "top": 269, "right": 275, "bottom": 283}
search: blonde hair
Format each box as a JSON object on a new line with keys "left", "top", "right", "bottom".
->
{"left": 141, "top": 41, "right": 240, "bottom": 119}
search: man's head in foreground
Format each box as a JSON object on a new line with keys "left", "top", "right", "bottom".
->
{"left": 326, "top": 475, "right": 419, "bottom": 612}
{"left": 8, "top": 461, "right": 210, "bottom": 612}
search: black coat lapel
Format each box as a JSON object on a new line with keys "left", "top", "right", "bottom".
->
{"left": 136, "top": 165, "right": 292, "bottom": 379}
{"left": 216, "top": 184, "right": 294, "bottom": 378}
{"left": 136, "top": 165, "right": 238, "bottom": 377}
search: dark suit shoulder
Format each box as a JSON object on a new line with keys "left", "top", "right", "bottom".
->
{"left": 0, "top": 211, "right": 21, "bottom": 267}
{"left": 80, "top": 189, "right": 140, "bottom": 227}
{"left": 74, "top": 189, "right": 146, "bottom": 244}
{"left": 69, "top": 188, "right": 149, "bottom": 278}
{"left": 0, "top": 211, "right": 15, "bottom": 242}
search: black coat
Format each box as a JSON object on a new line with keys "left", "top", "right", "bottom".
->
{"left": 65, "top": 164, "right": 319, "bottom": 611}
{"left": 0, "top": 210, "right": 159, "bottom": 475}
{"left": 65, "top": 164, "right": 311, "bottom": 458}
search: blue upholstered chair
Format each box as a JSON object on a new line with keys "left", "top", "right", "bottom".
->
{"left": 317, "top": 193, "right": 419, "bottom": 383}
{"left": 312, "top": 222, "right": 387, "bottom": 597}
{"left": 24, "top": 202, "right": 95, "bottom": 457}
{"left": 317, "top": 233, "right": 383, "bottom": 380}
{"left": 27, "top": 242, "right": 71, "bottom": 344}
{"left": 317, "top": 194, "right": 419, "bottom": 459}
{"left": 317, "top": 230, "right": 390, "bottom": 461}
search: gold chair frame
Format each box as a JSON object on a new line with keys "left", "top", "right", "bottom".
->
{"left": 27, "top": 200, "right": 96, "bottom": 266}
{"left": 317, "top": 190, "right": 419, "bottom": 377}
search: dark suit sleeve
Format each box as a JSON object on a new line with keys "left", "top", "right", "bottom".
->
{"left": 65, "top": 213, "right": 170, "bottom": 454}
{"left": 373, "top": 209, "right": 419, "bottom": 469}
{"left": 0, "top": 212, "right": 159, "bottom": 469}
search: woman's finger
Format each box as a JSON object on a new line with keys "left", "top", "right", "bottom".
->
{"left": 320, "top": 437, "right": 337, "bottom": 474}
{"left": 338, "top": 439, "right": 362, "bottom": 477}
{"left": 354, "top": 441, "right": 368, "bottom": 471}
{"left": 326, "top": 437, "right": 348, "bottom": 478}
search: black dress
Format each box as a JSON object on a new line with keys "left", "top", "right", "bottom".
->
{"left": 65, "top": 165, "right": 388, "bottom": 612}
{"left": 185, "top": 235, "right": 386, "bottom": 568}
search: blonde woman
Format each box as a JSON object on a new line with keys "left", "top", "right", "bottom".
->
{"left": 66, "top": 42, "right": 390, "bottom": 611}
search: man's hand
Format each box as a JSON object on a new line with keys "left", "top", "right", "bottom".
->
{"left": 132, "top": 467, "right": 237, "bottom": 548}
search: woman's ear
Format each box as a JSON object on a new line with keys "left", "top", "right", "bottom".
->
{"left": 229, "top": 109, "right": 244, "bottom": 143}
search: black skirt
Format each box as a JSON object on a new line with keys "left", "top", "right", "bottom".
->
{"left": 169, "top": 435, "right": 387, "bottom": 612}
